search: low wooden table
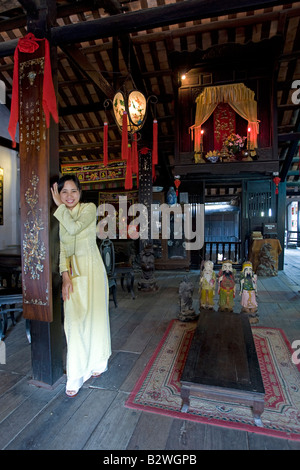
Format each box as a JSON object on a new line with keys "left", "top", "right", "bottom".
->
{"left": 180, "top": 310, "right": 265, "bottom": 427}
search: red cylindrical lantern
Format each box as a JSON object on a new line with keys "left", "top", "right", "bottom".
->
{"left": 273, "top": 176, "right": 281, "bottom": 195}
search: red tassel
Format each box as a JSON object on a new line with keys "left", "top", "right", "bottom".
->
{"left": 132, "top": 135, "right": 139, "bottom": 188}
{"left": 152, "top": 119, "right": 158, "bottom": 165}
{"left": 132, "top": 134, "right": 138, "bottom": 173}
{"left": 42, "top": 38, "right": 59, "bottom": 127}
{"left": 152, "top": 163, "right": 156, "bottom": 182}
{"left": 121, "top": 111, "right": 128, "bottom": 160}
{"left": 152, "top": 120, "right": 158, "bottom": 181}
{"left": 125, "top": 144, "right": 133, "bottom": 190}
{"left": 103, "top": 122, "right": 108, "bottom": 166}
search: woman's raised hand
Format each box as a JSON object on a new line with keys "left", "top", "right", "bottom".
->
{"left": 51, "top": 182, "right": 62, "bottom": 207}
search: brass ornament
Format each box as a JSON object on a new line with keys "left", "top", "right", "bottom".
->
{"left": 27, "top": 70, "right": 36, "bottom": 85}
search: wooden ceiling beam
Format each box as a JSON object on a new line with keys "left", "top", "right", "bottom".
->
{"left": 0, "top": 2, "right": 297, "bottom": 57}
{"left": 17, "top": 0, "right": 38, "bottom": 15}
{"left": 51, "top": 0, "right": 296, "bottom": 46}
{"left": 60, "top": 44, "right": 115, "bottom": 99}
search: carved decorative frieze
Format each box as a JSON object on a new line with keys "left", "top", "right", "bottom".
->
{"left": 23, "top": 171, "right": 46, "bottom": 280}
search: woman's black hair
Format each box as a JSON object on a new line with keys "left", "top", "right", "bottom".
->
{"left": 57, "top": 174, "right": 82, "bottom": 194}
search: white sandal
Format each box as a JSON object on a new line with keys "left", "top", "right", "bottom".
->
{"left": 66, "top": 389, "right": 78, "bottom": 398}
{"left": 92, "top": 366, "right": 108, "bottom": 378}
{"left": 91, "top": 372, "right": 102, "bottom": 378}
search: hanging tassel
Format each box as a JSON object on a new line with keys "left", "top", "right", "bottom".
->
{"left": 132, "top": 134, "right": 139, "bottom": 188}
{"left": 152, "top": 120, "right": 158, "bottom": 182}
{"left": 152, "top": 119, "right": 158, "bottom": 165}
{"left": 121, "top": 111, "right": 128, "bottom": 161}
{"left": 152, "top": 162, "right": 156, "bottom": 182}
{"left": 132, "top": 134, "right": 138, "bottom": 172}
{"left": 125, "top": 144, "right": 133, "bottom": 190}
{"left": 103, "top": 122, "right": 108, "bottom": 166}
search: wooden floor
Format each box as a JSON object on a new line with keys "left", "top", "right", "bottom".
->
{"left": 1, "top": 248, "right": 300, "bottom": 451}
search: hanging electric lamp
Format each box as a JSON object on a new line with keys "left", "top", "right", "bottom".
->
{"left": 112, "top": 89, "right": 148, "bottom": 135}
{"left": 103, "top": 80, "right": 157, "bottom": 190}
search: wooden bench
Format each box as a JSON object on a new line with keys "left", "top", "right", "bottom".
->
{"left": 0, "top": 292, "right": 31, "bottom": 342}
{"left": 180, "top": 310, "right": 265, "bottom": 427}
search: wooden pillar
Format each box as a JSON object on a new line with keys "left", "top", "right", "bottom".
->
{"left": 18, "top": 39, "right": 63, "bottom": 387}
{"left": 277, "top": 180, "right": 286, "bottom": 271}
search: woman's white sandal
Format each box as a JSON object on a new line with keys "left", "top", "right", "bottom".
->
{"left": 66, "top": 390, "right": 78, "bottom": 398}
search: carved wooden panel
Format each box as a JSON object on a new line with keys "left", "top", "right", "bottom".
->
{"left": 138, "top": 149, "right": 153, "bottom": 242}
{"left": 19, "top": 43, "right": 53, "bottom": 322}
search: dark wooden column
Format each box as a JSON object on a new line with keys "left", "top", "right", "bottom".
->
{"left": 277, "top": 180, "right": 286, "bottom": 271}
{"left": 18, "top": 2, "right": 64, "bottom": 387}
{"left": 19, "top": 42, "right": 63, "bottom": 387}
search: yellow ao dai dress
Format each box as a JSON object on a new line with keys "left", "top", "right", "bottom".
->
{"left": 54, "top": 202, "right": 111, "bottom": 392}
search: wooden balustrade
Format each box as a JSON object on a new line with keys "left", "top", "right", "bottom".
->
{"left": 202, "top": 241, "right": 242, "bottom": 267}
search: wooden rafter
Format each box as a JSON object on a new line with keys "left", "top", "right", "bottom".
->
{"left": 60, "top": 44, "right": 115, "bottom": 99}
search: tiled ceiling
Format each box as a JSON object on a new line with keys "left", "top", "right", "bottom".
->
{"left": 0, "top": 0, "right": 299, "bottom": 194}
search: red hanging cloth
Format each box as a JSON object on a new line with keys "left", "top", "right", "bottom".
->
{"left": 8, "top": 33, "right": 59, "bottom": 148}
{"left": 103, "top": 122, "right": 108, "bottom": 166}
{"left": 125, "top": 144, "right": 133, "bottom": 190}
{"left": 121, "top": 112, "right": 128, "bottom": 161}
{"left": 132, "top": 133, "right": 139, "bottom": 188}
{"left": 152, "top": 120, "right": 158, "bottom": 181}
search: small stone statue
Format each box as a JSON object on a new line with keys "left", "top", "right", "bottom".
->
{"left": 138, "top": 243, "right": 158, "bottom": 292}
{"left": 178, "top": 276, "right": 198, "bottom": 322}
{"left": 240, "top": 261, "right": 259, "bottom": 324}
{"left": 218, "top": 260, "right": 236, "bottom": 312}
{"left": 199, "top": 260, "right": 216, "bottom": 310}
{"left": 256, "top": 243, "right": 277, "bottom": 276}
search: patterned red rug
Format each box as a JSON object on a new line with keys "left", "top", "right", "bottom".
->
{"left": 126, "top": 319, "right": 300, "bottom": 441}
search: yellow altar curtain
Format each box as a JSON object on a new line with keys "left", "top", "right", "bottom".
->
{"left": 190, "top": 83, "right": 259, "bottom": 153}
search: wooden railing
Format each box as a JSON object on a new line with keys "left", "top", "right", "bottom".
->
{"left": 285, "top": 231, "right": 300, "bottom": 247}
{"left": 202, "top": 241, "right": 242, "bottom": 266}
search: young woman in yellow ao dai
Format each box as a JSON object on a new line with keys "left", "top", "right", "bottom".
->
{"left": 51, "top": 175, "right": 111, "bottom": 397}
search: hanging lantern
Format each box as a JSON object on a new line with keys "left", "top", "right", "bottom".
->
{"left": 112, "top": 90, "right": 148, "bottom": 135}
{"left": 174, "top": 176, "right": 181, "bottom": 197}
{"left": 273, "top": 176, "right": 281, "bottom": 195}
{"left": 104, "top": 84, "right": 157, "bottom": 190}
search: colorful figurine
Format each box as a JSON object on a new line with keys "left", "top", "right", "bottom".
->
{"left": 199, "top": 260, "right": 216, "bottom": 310}
{"left": 218, "top": 260, "right": 236, "bottom": 312}
{"left": 240, "top": 261, "right": 259, "bottom": 323}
